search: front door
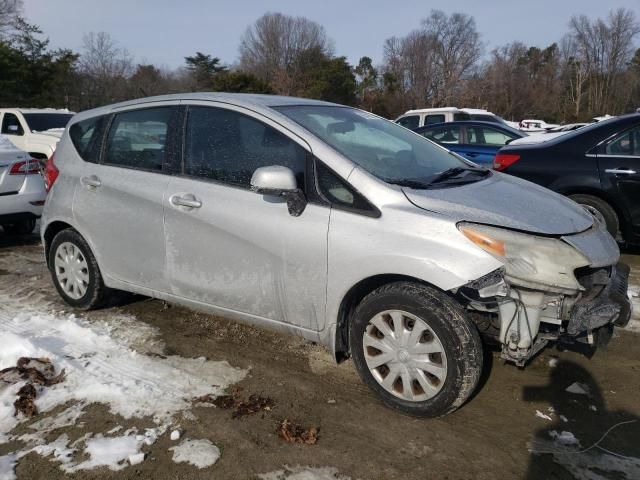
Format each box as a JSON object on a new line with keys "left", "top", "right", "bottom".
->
{"left": 73, "top": 104, "right": 178, "bottom": 292}
{"left": 597, "top": 125, "right": 640, "bottom": 237}
{"left": 164, "top": 104, "right": 329, "bottom": 329}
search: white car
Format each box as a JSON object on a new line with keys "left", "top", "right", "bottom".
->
{"left": 518, "top": 119, "right": 560, "bottom": 132}
{"left": 0, "top": 108, "right": 74, "bottom": 162}
{"left": 0, "top": 135, "right": 46, "bottom": 235}
{"left": 396, "top": 107, "right": 517, "bottom": 130}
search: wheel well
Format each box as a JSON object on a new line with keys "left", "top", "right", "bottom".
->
{"left": 562, "top": 188, "right": 628, "bottom": 234}
{"left": 43, "top": 221, "right": 73, "bottom": 268}
{"left": 334, "top": 274, "right": 435, "bottom": 363}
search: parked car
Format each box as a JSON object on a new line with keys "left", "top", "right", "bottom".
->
{"left": 395, "top": 107, "right": 471, "bottom": 129}
{"left": 519, "top": 119, "right": 560, "bottom": 132}
{"left": 0, "top": 108, "right": 74, "bottom": 162}
{"left": 395, "top": 107, "right": 516, "bottom": 130}
{"left": 42, "top": 93, "right": 630, "bottom": 417}
{"left": 495, "top": 113, "right": 640, "bottom": 244}
{"left": 0, "top": 134, "right": 46, "bottom": 235}
{"left": 414, "top": 121, "right": 525, "bottom": 165}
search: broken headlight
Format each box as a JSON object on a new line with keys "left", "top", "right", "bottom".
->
{"left": 458, "top": 223, "right": 589, "bottom": 292}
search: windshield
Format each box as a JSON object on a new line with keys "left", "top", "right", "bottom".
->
{"left": 275, "top": 105, "right": 484, "bottom": 187}
{"left": 23, "top": 113, "right": 73, "bottom": 132}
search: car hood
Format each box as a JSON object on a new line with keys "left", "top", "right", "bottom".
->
{"left": 403, "top": 172, "right": 593, "bottom": 235}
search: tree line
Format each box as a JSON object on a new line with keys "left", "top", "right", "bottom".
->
{"left": 0, "top": 0, "right": 638, "bottom": 122}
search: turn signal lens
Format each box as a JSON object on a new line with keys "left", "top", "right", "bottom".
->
{"left": 460, "top": 226, "right": 506, "bottom": 257}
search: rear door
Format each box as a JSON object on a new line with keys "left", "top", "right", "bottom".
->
{"left": 164, "top": 103, "right": 329, "bottom": 328}
{"left": 73, "top": 104, "right": 179, "bottom": 292}
{"left": 597, "top": 125, "right": 640, "bottom": 237}
{"left": 462, "top": 125, "right": 519, "bottom": 165}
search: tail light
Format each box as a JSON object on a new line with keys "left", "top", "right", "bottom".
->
{"left": 44, "top": 153, "right": 59, "bottom": 192}
{"left": 493, "top": 153, "right": 521, "bottom": 171}
{"left": 9, "top": 158, "right": 41, "bottom": 175}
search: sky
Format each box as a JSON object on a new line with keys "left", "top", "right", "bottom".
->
{"left": 22, "top": 0, "right": 640, "bottom": 69}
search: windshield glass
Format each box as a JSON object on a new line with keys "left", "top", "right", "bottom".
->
{"left": 23, "top": 113, "right": 73, "bottom": 132}
{"left": 275, "top": 105, "right": 480, "bottom": 187}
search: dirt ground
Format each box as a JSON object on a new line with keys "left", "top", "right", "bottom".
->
{"left": 1, "top": 231, "right": 639, "bottom": 480}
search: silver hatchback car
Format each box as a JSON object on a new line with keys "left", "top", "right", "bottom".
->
{"left": 41, "top": 94, "right": 631, "bottom": 417}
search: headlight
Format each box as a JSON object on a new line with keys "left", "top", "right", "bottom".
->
{"left": 458, "top": 223, "right": 589, "bottom": 292}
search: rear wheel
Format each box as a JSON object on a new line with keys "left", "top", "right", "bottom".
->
{"left": 2, "top": 219, "right": 36, "bottom": 235}
{"left": 349, "top": 282, "right": 483, "bottom": 417}
{"left": 49, "top": 229, "right": 111, "bottom": 310}
{"left": 569, "top": 194, "right": 619, "bottom": 238}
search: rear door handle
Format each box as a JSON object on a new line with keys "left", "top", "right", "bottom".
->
{"left": 605, "top": 168, "right": 636, "bottom": 175}
{"left": 80, "top": 175, "right": 101, "bottom": 188}
{"left": 170, "top": 194, "right": 202, "bottom": 209}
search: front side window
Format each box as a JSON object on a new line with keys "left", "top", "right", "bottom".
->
{"left": 467, "top": 126, "right": 515, "bottom": 146}
{"left": 425, "top": 114, "right": 445, "bottom": 125}
{"left": 104, "top": 107, "right": 171, "bottom": 172}
{"left": 396, "top": 115, "right": 419, "bottom": 129}
{"left": 316, "top": 161, "right": 374, "bottom": 214}
{"left": 1, "top": 113, "right": 24, "bottom": 135}
{"left": 69, "top": 116, "right": 108, "bottom": 163}
{"left": 421, "top": 126, "right": 460, "bottom": 144}
{"left": 275, "top": 106, "right": 480, "bottom": 188}
{"left": 605, "top": 127, "right": 640, "bottom": 156}
{"left": 184, "top": 106, "right": 307, "bottom": 189}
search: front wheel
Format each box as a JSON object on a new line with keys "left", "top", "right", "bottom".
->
{"left": 569, "top": 194, "right": 619, "bottom": 238}
{"left": 350, "top": 282, "right": 483, "bottom": 417}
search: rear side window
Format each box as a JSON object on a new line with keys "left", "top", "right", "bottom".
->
{"left": 397, "top": 115, "right": 419, "bottom": 129}
{"left": 184, "top": 106, "right": 307, "bottom": 189}
{"left": 605, "top": 126, "right": 640, "bottom": 156}
{"left": 425, "top": 114, "right": 445, "bottom": 125}
{"left": 467, "top": 126, "right": 515, "bottom": 146}
{"left": 104, "top": 107, "right": 172, "bottom": 172}
{"left": 69, "top": 116, "right": 108, "bottom": 163}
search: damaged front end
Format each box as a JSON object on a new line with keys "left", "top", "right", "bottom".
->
{"left": 454, "top": 221, "right": 632, "bottom": 366}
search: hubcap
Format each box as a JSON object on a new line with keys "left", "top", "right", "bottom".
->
{"left": 54, "top": 242, "right": 89, "bottom": 300}
{"left": 363, "top": 310, "right": 448, "bottom": 402}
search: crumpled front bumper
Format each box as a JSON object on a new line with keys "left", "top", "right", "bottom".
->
{"left": 567, "top": 262, "right": 632, "bottom": 335}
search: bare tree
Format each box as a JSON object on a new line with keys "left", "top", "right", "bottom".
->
{"left": 422, "top": 10, "right": 482, "bottom": 106}
{"left": 568, "top": 8, "right": 640, "bottom": 115}
{"left": 239, "top": 12, "right": 332, "bottom": 93}
{"left": 0, "top": 0, "right": 22, "bottom": 38}
{"left": 78, "top": 32, "right": 133, "bottom": 107}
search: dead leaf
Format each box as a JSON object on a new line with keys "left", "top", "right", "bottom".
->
{"left": 277, "top": 419, "right": 319, "bottom": 445}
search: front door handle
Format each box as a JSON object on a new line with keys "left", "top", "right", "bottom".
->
{"left": 605, "top": 168, "right": 637, "bottom": 175}
{"left": 170, "top": 194, "right": 202, "bottom": 209}
{"left": 465, "top": 152, "right": 479, "bottom": 158}
{"left": 80, "top": 175, "right": 101, "bottom": 188}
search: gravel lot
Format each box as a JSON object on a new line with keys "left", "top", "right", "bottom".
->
{"left": 1, "top": 231, "right": 639, "bottom": 480}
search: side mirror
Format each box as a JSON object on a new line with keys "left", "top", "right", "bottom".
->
{"left": 250, "top": 165, "right": 297, "bottom": 194}
{"left": 250, "top": 165, "right": 307, "bottom": 217}
{"left": 7, "top": 125, "right": 20, "bottom": 134}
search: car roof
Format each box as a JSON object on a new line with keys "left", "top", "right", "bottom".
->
{"left": 414, "top": 120, "right": 524, "bottom": 136}
{"left": 81, "top": 93, "right": 338, "bottom": 116}
{"left": 402, "top": 107, "right": 461, "bottom": 115}
{"left": 0, "top": 108, "right": 74, "bottom": 114}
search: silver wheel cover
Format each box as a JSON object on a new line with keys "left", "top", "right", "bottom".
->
{"left": 54, "top": 242, "right": 89, "bottom": 300}
{"left": 363, "top": 310, "right": 448, "bottom": 402}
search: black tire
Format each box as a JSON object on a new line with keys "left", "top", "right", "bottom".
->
{"left": 49, "top": 229, "right": 111, "bottom": 310}
{"left": 569, "top": 194, "right": 619, "bottom": 237}
{"left": 3, "top": 219, "right": 36, "bottom": 235}
{"left": 350, "top": 281, "right": 483, "bottom": 417}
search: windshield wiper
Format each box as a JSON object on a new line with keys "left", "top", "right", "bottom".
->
{"left": 385, "top": 178, "right": 432, "bottom": 189}
{"left": 425, "top": 167, "right": 489, "bottom": 188}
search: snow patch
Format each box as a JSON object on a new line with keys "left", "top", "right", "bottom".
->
{"left": 549, "top": 430, "right": 580, "bottom": 446}
{"left": 258, "top": 466, "right": 351, "bottom": 480}
{"left": 553, "top": 451, "right": 640, "bottom": 480}
{"left": 0, "top": 300, "right": 246, "bottom": 476}
{"left": 169, "top": 438, "right": 220, "bottom": 469}
{"left": 535, "top": 410, "right": 553, "bottom": 421}
{"left": 0, "top": 454, "right": 16, "bottom": 480}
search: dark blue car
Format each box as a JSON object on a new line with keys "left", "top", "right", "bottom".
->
{"left": 414, "top": 121, "right": 525, "bottom": 165}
